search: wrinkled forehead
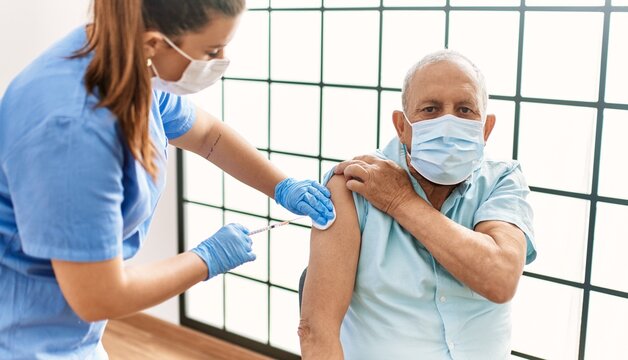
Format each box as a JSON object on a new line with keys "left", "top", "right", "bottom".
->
{"left": 408, "top": 60, "right": 483, "bottom": 108}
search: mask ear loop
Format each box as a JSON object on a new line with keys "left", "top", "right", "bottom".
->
{"left": 161, "top": 35, "right": 194, "bottom": 62}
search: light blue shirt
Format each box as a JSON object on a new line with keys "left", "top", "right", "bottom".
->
{"left": 0, "top": 27, "right": 196, "bottom": 359}
{"left": 324, "top": 138, "right": 536, "bottom": 360}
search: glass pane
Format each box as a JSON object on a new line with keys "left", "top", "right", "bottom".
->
{"left": 272, "top": 0, "right": 321, "bottom": 7}
{"left": 269, "top": 83, "right": 320, "bottom": 156}
{"left": 224, "top": 80, "right": 269, "bottom": 149}
{"left": 518, "top": 103, "right": 596, "bottom": 193}
{"left": 599, "top": 109, "right": 628, "bottom": 200}
{"left": 224, "top": 151, "right": 269, "bottom": 217}
{"left": 269, "top": 153, "right": 320, "bottom": 225}
{"left": 451, "top": 0, "right": 519, "bottom": 4}
{"left": 225, "top": 211, "right": 269, "bottom": 282}
{"left": 527, "top": 0, "right": 603, "bottom": 4}
{"left": 270, "top": 224, "right": 310, "bottom": 291}
{"left": 384, "top": 0, "right": 445, "bottom": 5}
{"left": 612, "top": 0, "right": 628, "bottom": 4}
{"left": 522, "top": 12, "right": 603, "bottom": 102}
{"left": 184, "top": 203, "right": 223, "bottom": 250}
{"left": 379, "top": 90, "right": 402, "bottom": 148}
{"left": 381, "top": 11, "right": 446, "bottom": 88}
{"left": 605, "top": 13, "right": 628, "bottom": 104}
{"left": 247, "top": 0, "right": 269, "bottom": 8}
{"left": 322, "top": 87, "right": 378, "bottom": 160}
{"left": 225, "top": 274, "right": 269, "bottom": 342}
{"left": 189, "top": 78, "right": 223, "bottom": 117}
{"left": 525, "top": 192, "right": 589, "bottom": 282}
{"left": 585, "top": 292, "right": 628, "bottom": 359}
{"left": 324, "top": 0, "right": 379, "bottom": 7}
{"left": 484, "top": 99, "right": 515, "bottom": 160}
{"left": 323, "top": 11, "right": 380, "bottom": 86}
{"left": 271, "top": 11, "right": 321, "bottom": 83}
{"left": 511, "top": 277, "right": 582, "bottom": 359}
{"left": 186, "top": 275, "right": 224, "bottom": 328}
{"left": 183, "top": 151, "right": 223, "bottom": 206}
{"left": 449, "top": 11, "right": 519, "bottom": 96}
{"left": 270, "top": 287, "right": 301, "bottom": 354}
{"left": 225, "top": 11, "right": 269, "bottom": 79}
{"left": 592, "top": 202, "right": 628, "bottom": 292}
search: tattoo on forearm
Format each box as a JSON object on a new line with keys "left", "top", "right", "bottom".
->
{"left": 205, "top": 133, "right": 222, "bottom": 160}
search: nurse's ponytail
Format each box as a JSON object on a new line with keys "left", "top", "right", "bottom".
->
{"left": 77, "top": 0, "right": 245, "bottom": 179}
{"left": 80, "top": 0, "right": 155, "bottom": 177}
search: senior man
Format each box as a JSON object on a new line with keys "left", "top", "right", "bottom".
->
{"left": 298, "top": 50, "right": 536, "bottom": 360}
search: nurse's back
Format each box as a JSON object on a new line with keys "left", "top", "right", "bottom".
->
{"left": 0, "top": 27, "right": 117, "bottom": 359}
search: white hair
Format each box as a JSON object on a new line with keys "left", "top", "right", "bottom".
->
{"left": 401, "top": 49, "right": 488, "bottom": 116}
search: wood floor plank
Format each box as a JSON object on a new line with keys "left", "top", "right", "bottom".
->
{"left": 102, "top": 313, "right": 274, "bottom": 360}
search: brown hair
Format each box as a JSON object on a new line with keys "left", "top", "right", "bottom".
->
{"left": 77, "top": 0, "right": 245, "bottom": 178}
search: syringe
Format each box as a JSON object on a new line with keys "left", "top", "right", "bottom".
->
{"left": 249, "top": 216, "right": 307, "bottom": 236}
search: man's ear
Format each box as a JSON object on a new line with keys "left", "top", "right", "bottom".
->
{"left": 143, "top": 31, "right": 164, "bottom": 59}
{"left": 392, "top": 110, "right": 408, "bottom": 143}
{"left": 483, "top": 114, "right": 496, "bottom": 143}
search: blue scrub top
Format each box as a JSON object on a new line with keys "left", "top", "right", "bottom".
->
{"left": 0, "top": 27, "right": 196, "bottom": 359}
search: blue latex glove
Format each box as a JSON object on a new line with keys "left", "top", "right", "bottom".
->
{"left": 191, "top": 223, "right": 256, "bottom": 280}
{"left": 274, "top": 178, "right": 335, "bottom": 228}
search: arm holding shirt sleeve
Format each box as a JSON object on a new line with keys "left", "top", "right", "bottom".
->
{"left": 299, "top": 174, "right": 362, "bottom": 359}
{"left": 161, "top": 91, "right": 286, "bottom": 199}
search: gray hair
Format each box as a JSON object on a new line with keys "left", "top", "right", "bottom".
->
{"left": 401, "top": 49, "right": 488, "bottom": 116}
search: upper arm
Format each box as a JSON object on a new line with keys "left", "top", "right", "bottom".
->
{"left": 301, "top": 174, "right": 361, "bottom": 327}
{"left": 474, "top": 164, "right": 536, "bottom": 264}
{"left": 168, "top": 105, "right": 221, "bottom": 157}
{"left": 475, "top": 220, "right": 527, "bottom": 272}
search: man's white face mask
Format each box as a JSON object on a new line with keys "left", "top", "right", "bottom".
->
{"left": 151, "top": 35, "right": 230, "bottom": 95}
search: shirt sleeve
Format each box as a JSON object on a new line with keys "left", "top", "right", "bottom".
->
{"left": 3, "top": 113, "right": 125, "bottom": 261}
{"left": 156, "top": 90, "right": 197, "bottom": 139}
{"left": 473, "top": 162, "right": 537, "bottom": 265}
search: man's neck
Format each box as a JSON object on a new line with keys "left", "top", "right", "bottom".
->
{"left": 405, "top": 156, "right": 456, "bottom": 211}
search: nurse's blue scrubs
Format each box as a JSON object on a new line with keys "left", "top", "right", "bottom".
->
{"left": 0, "top": 27, "right": 196, "bottom": 359}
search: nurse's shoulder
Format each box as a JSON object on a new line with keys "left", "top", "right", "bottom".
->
{"left": 0, "top": 26, "right": 123, "bottom": 162}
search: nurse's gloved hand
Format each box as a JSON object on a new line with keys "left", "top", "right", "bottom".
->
{"left": 274, "top": 178, "right": 336, "bottom": 229}
{"left": 191, "top": 223, "right": 256, "bottom": 280}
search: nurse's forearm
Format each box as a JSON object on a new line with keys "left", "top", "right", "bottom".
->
{"left": 171, "top": 107, "right": 286, "bottom": 198}
{"left": 52, "top": 252, "right": 207, "bottom": 322}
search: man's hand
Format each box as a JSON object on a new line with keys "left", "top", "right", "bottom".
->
{"left": 334, "top": 155, "right": 418, "bottom": 215}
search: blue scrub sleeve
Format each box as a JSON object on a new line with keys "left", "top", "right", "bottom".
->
{"left": 473, "top": 163, "right": 537, "bottom": 264}
{"left": 156, "top": 90, "right": 197, "bottom": 139}
{"left": 2, "top": 114, "right": 125, "bottom": 261}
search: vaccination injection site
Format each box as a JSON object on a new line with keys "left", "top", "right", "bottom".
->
{"left": 2, "top": 0, "right": 627, "bottom": 359}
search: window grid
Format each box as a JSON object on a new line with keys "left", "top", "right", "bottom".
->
{"left": 177, "top": 1, "right": 628, "bottom": 359}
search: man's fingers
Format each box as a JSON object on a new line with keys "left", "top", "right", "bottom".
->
{"left": 343, "top": 163, "right": 369, "bottom": 183}
{"left": 345, "top": 179, "right": 365, "bottom": 195}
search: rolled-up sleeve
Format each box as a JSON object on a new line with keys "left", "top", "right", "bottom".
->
{"left": 473, "top": 163, "right": 537, "bottom": 264}
{"left": 156, "top": 90, "right": 197, "bottom": 139}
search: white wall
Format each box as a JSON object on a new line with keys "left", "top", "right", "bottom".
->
{"left": 0, "top": 0, "right": 179, "bottom": 324}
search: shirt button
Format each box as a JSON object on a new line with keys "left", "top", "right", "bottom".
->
{"left": 439, "top": 296, "right": 447, "bottom": 303}
{"left": 448, "top": 341, "right": 455, "bottom": 350}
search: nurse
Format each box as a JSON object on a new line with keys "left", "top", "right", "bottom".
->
{"left": 0, "top": 0, "right": 334, "bottom": 358}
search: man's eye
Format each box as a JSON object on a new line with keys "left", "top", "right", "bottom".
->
{"left": 460, "top": 107, "right": 472, "bottom": 114}
{"left": 422, "top": 107, "right": 435, "bottom": 113}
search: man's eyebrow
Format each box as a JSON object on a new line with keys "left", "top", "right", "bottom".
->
{"left": 456, "top": 99, "right": 480, "bottom": 108}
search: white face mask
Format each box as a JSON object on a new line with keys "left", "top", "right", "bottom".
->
{"left": 151, "top": 35, "right": 230, "bottom": 95}
{"left": 404, "top": 113, "right": 485, "bottom": 185}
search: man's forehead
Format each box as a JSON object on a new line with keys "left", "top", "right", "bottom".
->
{"left": 409, "top": 61, "right": 481, "bottom": 102}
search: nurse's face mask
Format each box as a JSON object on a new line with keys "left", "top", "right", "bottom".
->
{"left": 403, "top": 112, "right": 485, "bottom": 185}
{"left": 150, "top": 35, "right": 230, "bottom": 95}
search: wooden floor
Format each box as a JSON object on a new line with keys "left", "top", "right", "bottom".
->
{"left": 103, "top": 313, "right": 273, "bottom": 360}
